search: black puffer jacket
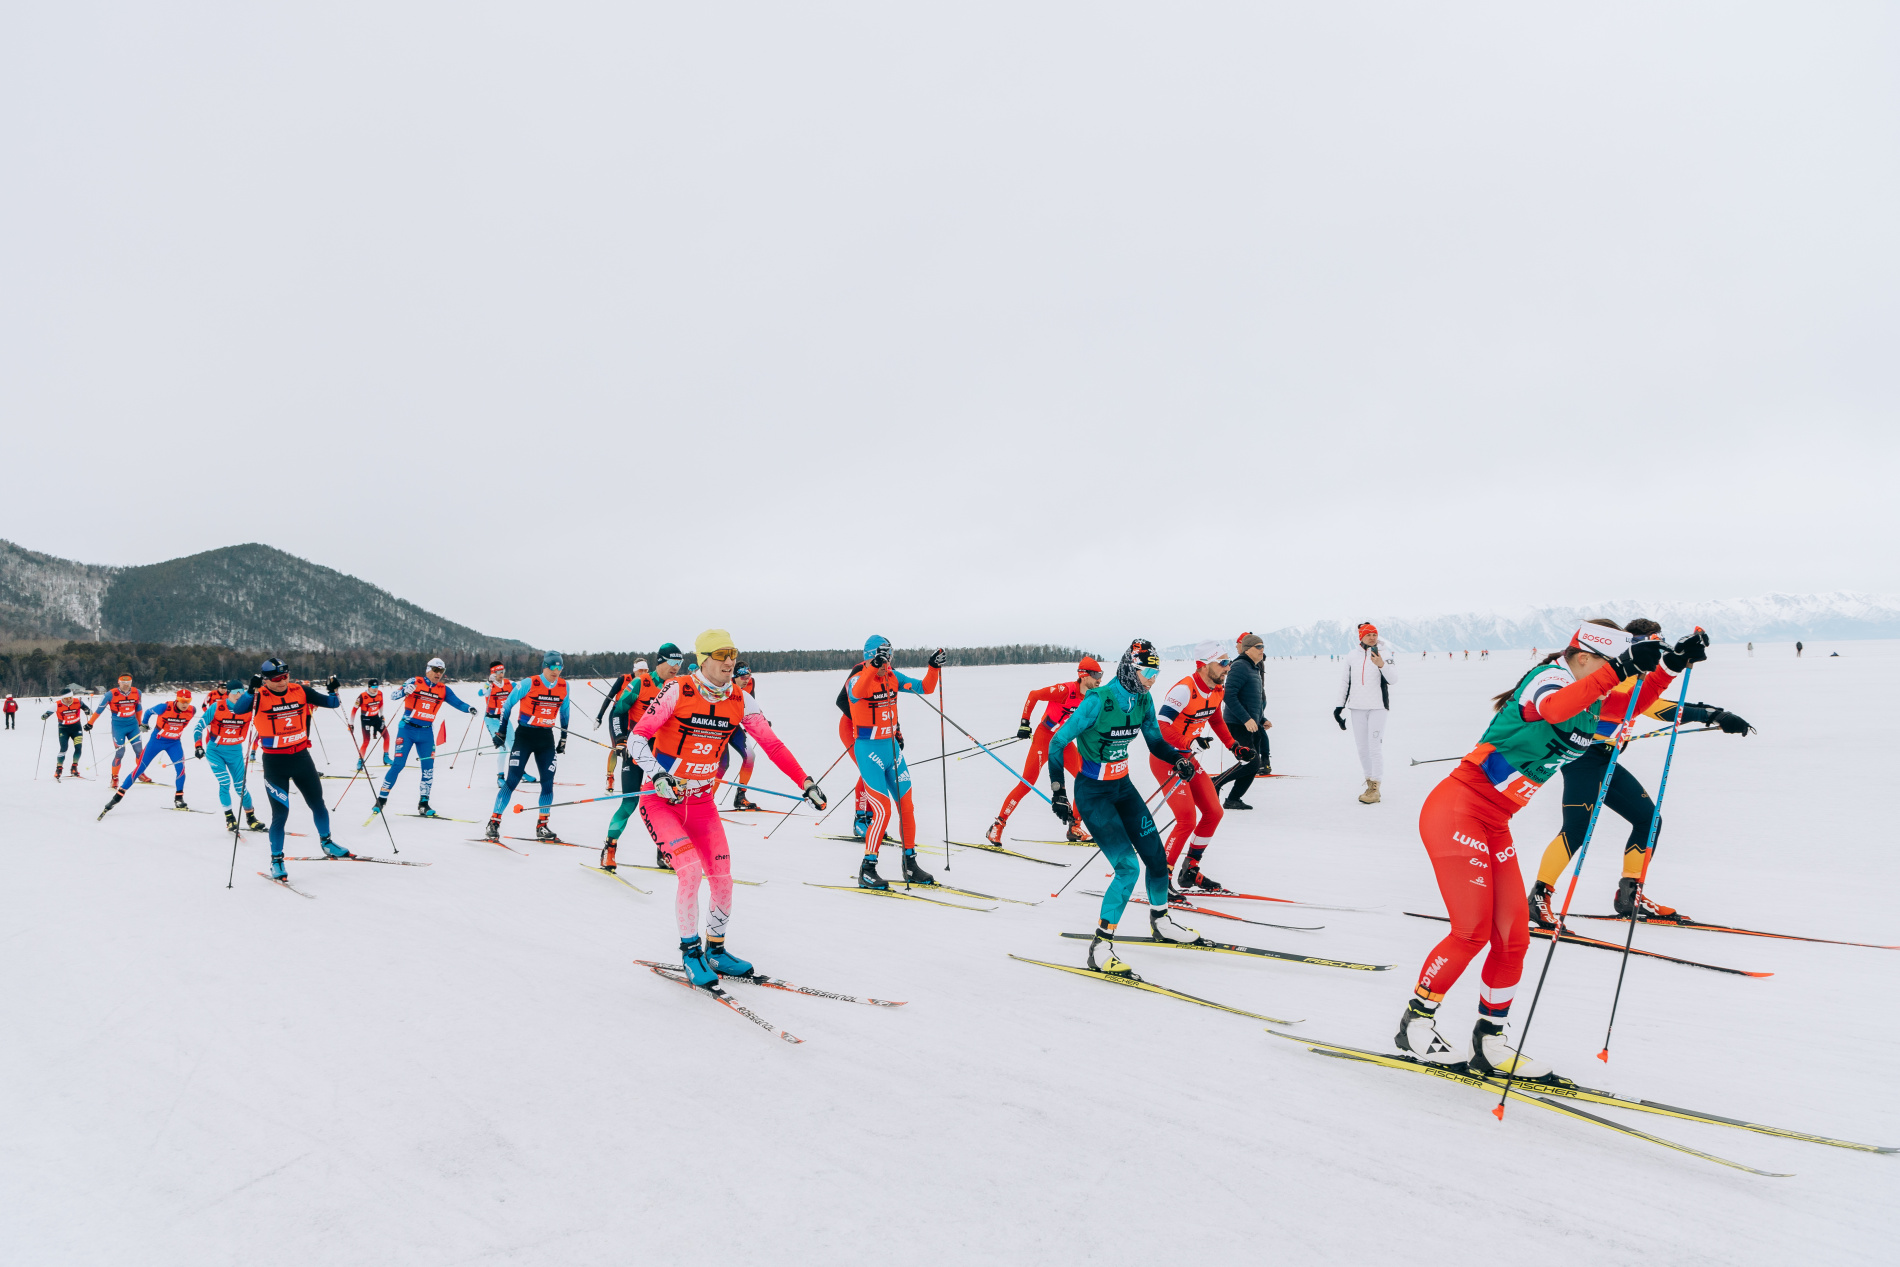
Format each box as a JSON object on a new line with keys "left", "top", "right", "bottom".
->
{"left": 1223, "top": 654, "right": 1265, "bottom": 728}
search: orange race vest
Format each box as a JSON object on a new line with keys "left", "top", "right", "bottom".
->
{"left": 849, "top": 666, "right": 903, "bottom": 740}
{"left": 254, "top": 683, "right": 312, "bottom": 744}
{"left": 484, "top": 679, "right": 512, "bottom": 716}
{"left": 56, "top": 697, "right": 86, "bottom": 725}
{"left": 627, "top": 670, "right": 659, "bottom": 722}
{"left": 516, "top": 674, "right": 568, "bottom": 728}
{"left": 402, "top": 677, "right": 446, "bottom": 723}
{"left": 358, "top": 688, "right": 384, "bottom": 717}
{"left": 204, "top": 687, "right": 228, "bottom": 710}
{"left": 103, "top": 687, "right": 141, "bottom": 718}
{"left": 153, "top": 701, "right": 195, "bottom": 739}
{"left": 651, "top": 678, "right": 745, "bottom": 780}
{"left": 1165, "top": 673, "right": 1225, "bottom": 745}
{"left": 207, "top": 700, "right": 251, "bottom": 744}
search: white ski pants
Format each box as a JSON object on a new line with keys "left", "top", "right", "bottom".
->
{"left": 1349, "top": 708, "right": 1386, "bottom": 782}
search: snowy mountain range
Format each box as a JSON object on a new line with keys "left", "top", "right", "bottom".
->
{"left": 1167, "top": 592, "right": 1900, "bottom": 658}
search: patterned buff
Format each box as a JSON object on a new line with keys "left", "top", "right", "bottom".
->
{"left": 1116, "top": 639, "right": 1160, "bottom": 694}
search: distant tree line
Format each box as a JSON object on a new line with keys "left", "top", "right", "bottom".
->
{"left": 0, "top": 641, "right": 1089, "bottom": 697}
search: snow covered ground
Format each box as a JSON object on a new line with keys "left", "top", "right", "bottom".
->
{"left": 4, "top": 643, "right": 1895, "bottom": 1265}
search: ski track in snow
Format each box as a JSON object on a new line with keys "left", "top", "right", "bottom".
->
{"left": 3, "top": 643, "right": 1896, "bottom": 1265}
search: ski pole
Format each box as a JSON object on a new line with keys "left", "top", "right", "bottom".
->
{"left": 33, "top": 713, "right": 48, "bottom": 779}
{"left": 938, "top": 669, "right": 951, "bottom": 872}
{"left": 1598, "top": 655, "right": 1698, "bottom": 1062}
{"left": 510, "top": 783, "right": 806, "bottom": 815}
{"left": 1050, "top": 774, "right": 1182, "bottom": 899}
{"left": 954, "top": 736, "right": 1023, "bottom": 763}
{"left": 225, "top": 823, "right": 241, "bottom": 888}
{"left": 766, "top": 746, "right": 851, "bottom": 840}
{"left": 1411, "top": 725, "right": 1721, "bottom": 765}
{"left": 448, "top": 702, "right": 479, "bottom": 770}
{"left": 904, "top": 691, "right": 1060, "bottom": 813}
{"left": 1494, "top": 689, "right": 1647, "bottom": 1118}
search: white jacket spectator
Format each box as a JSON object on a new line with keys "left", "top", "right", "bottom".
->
{"left": 1333, "top": 626, "right": 1392, "bottom": 801}
{"left": 1335, "top": 643, "right": 1394, "bottom": 711}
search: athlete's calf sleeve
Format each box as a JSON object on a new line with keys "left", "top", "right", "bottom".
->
{"left": 1536, "top": 833, "right": 1572, "bottom": 888}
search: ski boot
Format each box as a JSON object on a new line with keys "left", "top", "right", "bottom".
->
{"left": 706, "top": 938, "right": 754, "bottom": 977}
{"left": 98, "top": 791, "right": 124, "bottom": 820}
{"left": 356, "top": 757, "right": 367, "bottom": 772}
{"left": 245, "top": 809, "right": 267, "bottom": 832}
{"left": 381, "top": 753, "right": 392, "bottom": 766}
{"left": 1175, "top": 857, "right": 1201, "bottom": 890}
{"left": 1087, "top": 925, "right": 1133, "bottom": 976}
{"left": 655, "top": 846, "right": 674, "bottom": 871}
{"left": 268, "top": 856, "right": 289, "bottom": 881}
{"left": 224, "top": 809, "right": 240, "bottom": 832}
{"left": 484, "top": 816, "right": 503, "bottom": 843}
{"left": 416, "top": 798, "right": 438, "bottom": 819}
{"left": 679, "top": 935, "right": 718, "bottom": 988}
{"left": 1221, "top": 796, "right": 1252, "bottom": 810}
{"left": 600, "top": 840, "right": 618, "bottom": 872}
{"left": 731, "top": 789, "right": 759, "bottom": 812}
{"left": 1614, "top": 877, "right": 1682, "bottom": 922}
{"left": 174, "top": 793, "right": 189, "bottom": 811}
{"left": 54, "top": 763, "right": 64, "bottom": 781}
{"left": 371, "top": 795, "right": 388, "bottom": 816}
{"left": 1529, "top": 880, "right": 1559, "bottom": 930}
{"left": 900, "top": 850, "right": 934, "bottom": 886}
{"left": 1065, "top": 819, "right": 1091, "bottom": 843}
{"left": 534, "top": 818, "right": 562, "bottom": 843}
{"left": 1150, "top": 909, "right": 1201, "bottom": 944}
{"left": 1395, "top": 997, "right": 1463, "bottom": 1065}
{"left": 521, "top": 772, "right": 538, "bottom": 785}
{"left": 857, "top": 853, "right": 889, "bottom": 891}
{"left": 69, "top": 766, "right": 85, "bottom": 780}
{"left": 1358, "top": 778, "right": 1381, "bottom": 804}
{"left": 320, "top": 836, "right": 352, "bottom": 859}
{"left": 851, "top": 807, "right": 873, "bottom": 841}
{"left": 1188, "top": 870, "right": 1223, "bottom": 893}
{"left": 984, "top": 816, "right": 1005, "bottom": 845}
{"left": 1469, "top": 1017, "right": 1555, "bottom": 1081}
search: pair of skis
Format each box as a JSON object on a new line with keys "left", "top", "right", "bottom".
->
{"left": 639, "top": 958, "right": 906, "bottom": 1044}
{"left": 1405, "top": 912, "right": 1773, "bottom": 977}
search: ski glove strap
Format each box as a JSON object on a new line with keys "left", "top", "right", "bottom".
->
{"left": 802, "top": 777, "right": 827, "bottom": 810}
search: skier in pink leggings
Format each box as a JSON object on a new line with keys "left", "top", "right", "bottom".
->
{"left": 629, "top": 628, "right": 828, "bottom": 986}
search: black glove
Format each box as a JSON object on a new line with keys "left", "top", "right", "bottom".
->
{"left": 1173, "top": 756, "right": 1196, "bottom": 783}
{"left": 1232, "top": 744, "right": 1254, "bottom": 763}
{"left": 40, "top": 710, "right": 51, "bottom": 720}
{"left": 1195, "top": 735, "right": 1211, "bottom": 749}
{"left": 249, "top": 674, "right": 263, "bottom": 692}
{"left": 327, "top": 675, "right": 341, "bottom": 694}
{"left": 802, "top": 777, "right": 827, "bottom": 810}
{"left": 492, "top": 726, "right": 507, "bottom": 749}
{"left": 84, "top": 721, "right": 95, "bottom": 732}
{"left": 1333, "top": 707, "right": 1346, "bottom": 730}
{"left": 194, "top": 743, "right": 205, "bottom": 759}
{"left": 1049, "top": 783, "right": 1071, "bottom": 824}
{"left": 556, "top": 733, "right": 567, "bottom": 754}
{"left": 1707, "top": 707, "right": 1754, "bottom": 735}
{"left": 1016, "top": 718, "right": 1032, "bottom": 740}
{"left": 1627, "top": 638, "right": 1666, "bottom": 674}
{"left": 928, "top": 648, "right": 947, "bottom": 668}
{"left": 896, "top": 729, "right": 905, "bottom": 750}
{"left": 1664, "top": 630, "right": 1710, "bottom": 673}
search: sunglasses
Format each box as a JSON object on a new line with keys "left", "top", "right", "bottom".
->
{"left": 1137, "top": 665, "right": 1160, "bottom": 679}
{"left": 703, "top": 648, "right": 739, "bottom": 662}
{"left": 266, "top": 672, "right": 290, "bottom": 682}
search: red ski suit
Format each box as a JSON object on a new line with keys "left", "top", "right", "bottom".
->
{"left": 994, "top": 679, "right": 1087, "bottom": 825}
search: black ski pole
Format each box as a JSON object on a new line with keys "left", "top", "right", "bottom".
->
{"left": 1599, "top": 659, "right": 1697, "bottom": 1062}
{"left": 775, "top": 746, "right": 852, "bottom": 840}
{"left": 938, "top": 663, "right": 950, "bottom": 871}
{"left": 226, "top": 824, "right": 241, "bottom": 888}
{"left": 34, "top": 712, "right": 48, "bottom": 780}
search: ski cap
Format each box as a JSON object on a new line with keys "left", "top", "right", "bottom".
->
{"left": 175, "top": 688, "right": 192, "bottom": 701}
{"left": 427, "top": 657, "right": 447, "bottom": 672}
{"left": 632, "top": 659, "right": 649, "bottom": 673}
{"left": 656, "top": 643, "right": 683, "bottom": 665}
{"left": 259, "top": 657, "right": 288, "bottom": 679}
{"left": 1078, "top": 655, "right": 1103, "bottom": 677}
{"left": 694, "top": 629, "right": 738, "bottom": 661}
{"left": 1118, "top": 639, "right": 1161, "bottom": 693}
{"left": 1357, "top": 622, "right": 1378, "bottom": 642}
{"left": 1568, "top": 624, "right": 1629, "bottom": 660}
{"left": 864, "top": 634, "right": 893, "bottom": 667}
{"left": 489, "top": 660, "right": 505, "bottom": 672}
{"left": 225, "top": 679, "right": 243, "bottom": 692}
{"left": 1236, "top": 631, "right": 1264, "bottom": 653}
{"left": 734, "top": 662, "right": 751, "bottom": 678}
{"left": 541, "top": 650, "right": 564, "bottom": 669}
{"left": 1193, "top": 640, "right": 1230, "bottom": 667}
{"left": 366, "top": 678, "right": 380, "bottom": 688}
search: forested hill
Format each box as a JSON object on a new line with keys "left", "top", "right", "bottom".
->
{"left": 0, "top": 539, "right": 528, "bottom": 652}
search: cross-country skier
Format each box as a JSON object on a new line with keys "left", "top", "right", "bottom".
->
{"left": 983, "top": 655, "right": 1102, "bottom": 845}
{"left": 4, "top": 693, "right": 16, "bottom": 729}
{"left": 88, "top": 673, "right": 150, "bottom": 785}
{"left": 99, "top": 689, "right": 196, "bottom": 812}
{"left": 845, "top": 636, "right": 944, "bottom": 889}
{"left": 374, "top": 657, "right": 482, "bottom": 819}
{"left": 833, "top": 657, "right": 876, "bottom": 841}
{"left": 49, "top": 685, "right": 88, "bottom": 779}
{"left": 351, "top": 678, "right": 389, "bottom": 769}
{"left": 1155, "top": 642, "right": 1251, "bottom": 891}
{"left": 1048, "top": 640, "right": 1201, "bottom": 974}
{"left": 485, "top": 651, "right": 570, "bottom": 842}
{"left": 725, "top": 663, "right": 762, "bottom": 811}
{"left": 194, "top": 679, "right": 265, "bottom": 832}
{"left": 628, "top": 629, "right": 826, "bottom": 986}
{"left": 478, "top": 661, "right": 533, "bottom": 787}
{"left": 1397, "top": 620, "right": 1703, "bottom": 1079}
{"left": 219, "top": 659, "right": 349, "bottom": 876}
{"left": 601, "top": 652, "right": 680, "bottom": 870}
{"left": 1333, "top": 622, "right": 1394, "bottom": 804}
{"left": 1527, "top": 620, "right": 1742, "bottom": 926}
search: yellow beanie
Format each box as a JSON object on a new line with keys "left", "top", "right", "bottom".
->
{"left": 694, "top": 628, "right": 737, "bottom": 659}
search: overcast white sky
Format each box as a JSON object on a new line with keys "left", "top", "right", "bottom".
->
{"left": 4, "top": 3, "right": 1896, "bottom": 653}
